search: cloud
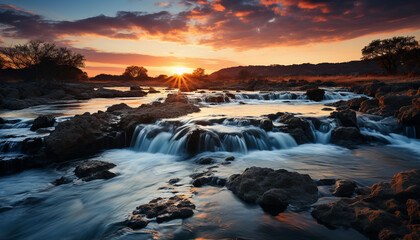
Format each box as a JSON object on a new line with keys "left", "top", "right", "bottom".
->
{"left": 74, "top": 47, "right": 237, "bottom": 70}
{"left": 0, "top": 1, "right": 419, "bottom": 50}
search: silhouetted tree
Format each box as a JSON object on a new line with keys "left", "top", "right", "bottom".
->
{"left": 122, "top": 66, "right": 148, "bottom": 80}
{"left": 191, "top": 68, "right": 205, "bottom": 78}
{"left": 362, "top": 36, "right": 418, "bottom": 74}
{"left": 0, "top": 40, "right": 85, "bottom": 69}
{"left": 402, "top": 48, "right": 420, "bottom": 70}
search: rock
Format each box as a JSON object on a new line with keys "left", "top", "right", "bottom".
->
{"left": 125, "top": 215, "right": 149, "bottom": 229}
{"left": 192, "top": 176, "right": 226, "bottom": 187}
{"left": 316, "top": 179, "right": 336, "bottom": 186}
{"left": 258, "top": 189, "right": 289, "bottom": 215}
{"left": 406, "top": 199, "right": 420, "bottom": 225}
{"left": 30, "top": 115, "right": 55, "bottom": 131}
{"left": 148, "top": 87, "right": 160, "bottom": 93}
{"left": 45, "top": 111, "right": 124, "bottom": 161}
{"left": 168, "top": 178, "right": 180, "bottom": 184}
{"left": 312, "top": 169, "right": 420, "bottom": 240}
{"left": 330, "top": 127, "right": 365, "bottom": 148}
{"left": 74, "top": 160, "right": 116, "bottom": 181}
{"left": 379, "top": 94, "right": 413, "bottom": 111}
{"left": 226, "top": 167, "right": 318, "bottom": 214}
{"left": 359, "top": 99, "right": 380, "bottom": 115}
{"left": 348, "top": 97, "right": 368, "bottom": 110}
{"left": 164, "top": 94, "right": 189, "bottom": 103}
{"left": 413, "top": 97, "right": 420, "bottom": 110}
{"left": 106, "top": 103, "right": 132, "bottom": 112}
{"left": 197, "top": 157, "right": 215, "bottom": 165}
{"left": 127, "top": 195, "right": 195, "bottom": 229}
{"left": 397, "top": 105, "right": 420, "bottom": 126}
{"left": 306, "top": 88, "right": 325, "bottom": 101}
{"left": 21, "top": 138, "right": 43, "bottom": 154}
{"left": 53, "top": 176, "right": 72, "bottom": 186}
{"left": 130, "top": 86, "right": 143, "bottom": 91}
{"left": 259, "top": 119, "right": 273, "bottom": 131}
{"left": 225, "top": 156, "right": 235, "bottom": 161}
{"left": 279, "top": 114, "right": 314, "bottom": 144}
{"left": 322, "top": 107, "right": 334, "bottom": 111}
{"left": 330, "top": 109, "right": 358, "bottom": 128}
{"left": 332, "top": 179, "right": 357, "bottom": 197}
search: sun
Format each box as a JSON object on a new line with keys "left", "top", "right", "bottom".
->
{"left": 173, "top": 66, "right": 188, "bottom": 75}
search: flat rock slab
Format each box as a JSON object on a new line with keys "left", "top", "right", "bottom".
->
{"left": 126, "top": 195, "right": 195, "bottom": 229}
{"left": 226, "top": 167, "right": 318, "bottom": 215}
{"left": 74, "top": 160, "right": 116, "bottom": 181}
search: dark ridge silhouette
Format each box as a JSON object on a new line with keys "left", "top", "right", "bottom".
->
{"left": 209, "top": 60, "right": 385, "bottom": 80}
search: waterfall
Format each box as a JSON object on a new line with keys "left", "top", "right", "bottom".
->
{"left": 130, "top": 120, "right": 297, "bottom": 155}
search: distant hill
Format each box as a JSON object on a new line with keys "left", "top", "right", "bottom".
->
{"left": 209, "top": 60, "right": 384, "bottom": 80}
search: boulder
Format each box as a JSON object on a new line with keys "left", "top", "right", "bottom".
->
{"left": 332, "top": 179, "right": 357, "bottom": 197}
{"left": 330, "top": 109, "right": 358, "bottom": 128}
{"left": 74, "top": 160, "right": 116, "bottom": 181}
{"left": 397, "top": 105, "right": 420, "bottom": 126}
{"left": 312, "top": 169, "right": 420, "bottom": 240}
{"left": 44, "top": 111, "right": 124, "bottom": 161}
{"left": 197, "top": 157, "right": 215, "bottom": 165}
{"left": 30, "top": 115, "right": 55, "bottom": 131}
{"left": 226, "top": 167, "right": 318, "bottom": 215}
{"left": 148, "top": 87, "right": 160, "bottom": 93}
{"left": 330, "top": 127, "right": 365, "bottom": 148}
{"left": 126, "top": 195, "right": 195, "bottom": 229}
{"left": 21, "top": 138, "right": 43, "bottom": 154}
{"left": 192, "top": 176, "right": 226, "bottom": 187}
{"left": 413, "top": 97, "right": 420, "bottom": 110}
{"left": 348, "top": 97, "right": 368, "bottom": 110}
{"left": 359, "top": 99, "right": 379, "bottom": 114}
{"left": 306, "top": 88, "right": 325, "bottom": 101}
{"left": 279, "top": 114, "right": 314, "bottom": 144}
{"left": 106, "top": 103, "right": 132, "bottom": 112}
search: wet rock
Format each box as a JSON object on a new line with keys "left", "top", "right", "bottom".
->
{"left": 45, "top": 111, "right": 124, "bottom": 161}
{"left": 227, "top": 167, "right": 318, "bottom": 214}
{"left": 30, "top": 115, "right": 55, "bottom": 131}
{"left": 330, "top": 127, "right": 366, "bottom": 148}
{"left": 306, "top": 88, "right": 325, "bottom": 102}
{"left": 21, "top": 138, "right": 43, "bottom": 154}
{"left": 413, "top": 97, "right": 420, "bottom": 110}
{"left": 332, "top": 179, "right": 357, "bottom": 197}
{"left": 192, "top": 176, "right": 226, "bottom": 187}
{"left": 279, "top": 114, "right": 314, "bottom": 144}
{"left": 379, "top": 94, "right": 413, "bottom": 113}
{"left": 316, "top": 179, "right": 336, "bottom": 186}
{"left": 330, "top": 109, "right": 357, "bottom": 128}
{"left": 225, "top": 156, "right": 235, "bottom": 161}
{"left": 359, "top": 99, "right": 380, "bottom": 115}
{"left": 312, "top": 169, "right": 420, "bottom": 240}
{"left": 106, "top": 103, "right": 132, "bottom": 113}
{"left": 148, "top": 87, "right": 160, "bottom": 94}
{"left": 348, "top": 97, "right": 369, "bottom": 110}
{"left": 322, "top": 107, "right": 334, "bottom": 111}
{"left": 197, "top": 157, "right": 215, "bottom": 165}
{"left": 130, "top": 86, "right": 143, "bottom": 91}
{"left": 74, "top": 160, "right": 116, "bottom": 181}
{"left": 168, "top": 178, "right": 180, "bottom": 184}
{"left": 126, "top": 195, "right": 195, "bottom": 229}
{"left": 397, "top": 105, "right": 420, "bottom": 126}
{"left": 164, "top": 94, "right": 189, "bottom": 103}
{"left": 53, "top": 176, "right": 72, "bottom": 186}
{"left": 259, "top": 119, "right": 273, "bottom": 131}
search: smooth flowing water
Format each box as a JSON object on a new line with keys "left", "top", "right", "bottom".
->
{"left": 0, "top": 88, "right": 419, "bottom": 240}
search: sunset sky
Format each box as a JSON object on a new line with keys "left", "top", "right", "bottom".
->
{"left": 0, "top": 0, "right": 419, "bottom": 77}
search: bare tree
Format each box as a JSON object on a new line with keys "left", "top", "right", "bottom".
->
{"left": 0, "top": 40, "right": 85, "bottom": 69}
